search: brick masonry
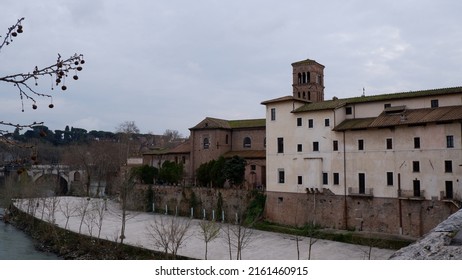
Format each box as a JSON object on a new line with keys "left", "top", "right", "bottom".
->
{"left": 265, "top": 191, "right": 459, "bottom": 237}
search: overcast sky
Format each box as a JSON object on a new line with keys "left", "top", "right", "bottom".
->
{"left": 1, "top": 0, "right": 461, "bottom": 136}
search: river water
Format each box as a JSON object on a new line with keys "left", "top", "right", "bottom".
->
{"left": 0, "top": 208, "right": 60, "bottom": 260}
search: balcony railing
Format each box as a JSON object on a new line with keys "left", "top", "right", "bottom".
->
{"left": 398, "top": 189, "right": 425, "bottom": 200}
{"left": 348, "top": 187, "right": 373, "bottom": 197}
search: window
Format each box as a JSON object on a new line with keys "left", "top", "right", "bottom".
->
{"left": 358, "top": 139, "right": 364, "bottom": 150}
{"left": 323, "top": 173, "right": 328, "bottom": 185}
{"left": 251, "top": 165, "right": 256, "bottom": 171}
{"left": 297, "top": 117, "right": 302, "bottom": 127}
{"left": 313, "top": 141, "right": 319, "bottom": 151}
{"left": 384, "top": 103, "right": 391, "bottom": 109}
{"left": 182, "top": 156, "right": 186, "bottom": 164}
{"left": 297, "top": 176, "right": 303, "bottom": 185}
{"left": 278, "top": 169, "right": 285, "bottom": 183}
{"left": 308, "top": 119, "right": 314, "bottom": 128}
{"left": 359, "top": 173, "right": 366, "bottom": 194}
{"left": 271, "top": 108, "right": 276, "bottom": 121}
{"left": 413, "top": 180, "right": 421, "bottom": 197}
{"left": 447, "top": 135, "right": 454, "bottom": 148}
{"left": 333, "top": 140, "right": 338, "bottom": 151}
{"left": 431, "top": 99, "right": 439, "bottom": 108}
{"left": 412, "top": 161, "right": 420, "bottom": 172}
{"left": 277, "top": 137, "right": 284, "bottom": 153}
{"left": 387, "top": 172, "right": 393, "bottom": 186}
{"left": 386, "top": 138, "right": 393, "bottom": 150}
{"left": 346, "top": 107, "right": 352, "bottom": 115}
{"left": 445, "top": 160, "right": 453, "bottom": 173}
{"left": 203, "top": 137, "right": 210, "bottom": 149}
{"left": 225, "top": 134, "right": 229, "bottom": 145}
{"left": 414, "top": 137, "right": 420, "bottom": 149}
{"left": 446, "top": 181, "right": 454, "bottom": 199}
{"left": 243, "top": 137, "right": 251, "bottom": 148}
{"left": 333, "top": 173, "right": 339, "bottom": 185}
{"left": 325, "top": 119, "right": 330, "bottom": 127}
{"left": 297, "top": 144, "right": 303, "bottom": 152}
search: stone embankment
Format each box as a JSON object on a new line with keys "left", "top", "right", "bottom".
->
{"left": 390, "top": 209, "right": 462, "bottom": 259}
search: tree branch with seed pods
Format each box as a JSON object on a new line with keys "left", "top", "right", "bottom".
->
{"left": 0, "top": 17, "right": 85, "bottom": 111}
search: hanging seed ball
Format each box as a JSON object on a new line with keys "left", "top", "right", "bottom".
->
{"left": 76, "top": 66, "right": 83, "bottom": 71}
{"left": 61, "top": 85, "right": 67, "bottom": 91}
{"left": 17, "top": 26, "right": 23, "bottom": 33}
{"left": 74, "top": 61, "right": 79, "bottom": 65}
{"left": 49, "top": 104, "right": 54, "bottom": 108}
{"left": 32, "top": 104, "right": 37, "bottom": 110}
{"left": 56, "top": 78, "right": 61, "bottom": 83}
{"left": 80, "top": 60, "right": 85, "bottom": 64}
{"left": 73, "top": 75, "right": 78, "bottom": 80}
{"left": 11, "top": 32, "right": 17, "bottom": 37}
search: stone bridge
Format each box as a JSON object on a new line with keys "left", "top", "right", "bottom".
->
{"left": 26, "top": 165, "right": 83, "bottom": 195}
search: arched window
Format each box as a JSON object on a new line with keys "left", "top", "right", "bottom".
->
{"left": 302, "top": 72, "right": 306, "bottom": 83}
{"left": 297, "top": 73, "right": 302, "bottom": 84}
{"left": 243, "top": 137, "right": 251, "bottom": 148}
{"left": 203, "top": 137, "right": 210, "bottom": 149}
{"left": 73, "top": 171, "right": 81, "bottom": 182}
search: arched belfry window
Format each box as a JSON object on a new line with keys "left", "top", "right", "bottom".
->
{"left": 243, "top": 137, "right": 251, "bottom": 148}
{"left": 203, "top": 137, "right": 210, "bottom": 149}
{"left": 302, "top": 72, "right": 306, "bottom": 83}
{"left": 298, "top": 73, "right": 302, "bottom": 84}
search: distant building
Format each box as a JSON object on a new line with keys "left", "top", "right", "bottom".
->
{"left": 142, "top": 117, "right": 266, "bottom": 188}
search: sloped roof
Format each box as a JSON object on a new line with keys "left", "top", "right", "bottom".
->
{"left": 291, "top": 59, "right": 325, "bottom": 68}
{"left": 295, "top": 86, "right": 462, "bottom": 113}
{"left": 190, "top": 117, "right": 265, "bottom": 130}
{"left": 222, "top": 150, "right": 266, "bottom": 159}
{"left": 261, "top": 95, "right": 310, "bottom": 105}
{"left": 334, "top": 105, "right": 462, "bottom": 131}
{"left": 143, "top": 140, "right": 190, "bottom": 155}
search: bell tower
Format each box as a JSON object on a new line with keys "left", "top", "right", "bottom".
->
{"left": 291, "top": 59, "right": 325, "bottom": 102}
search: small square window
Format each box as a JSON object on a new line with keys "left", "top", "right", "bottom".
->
{"left": 297, "top": 144, "right": 302, "bottom": 152}
{"left": 447, "top": 135, "right": 454, "bottom": 148}
{"left": 346, "top": 107, "right": 352, "bottom": 115}
{"left": 297, "top": 117, "right": 302, "bottom": 127}
{"left": 333, "top": 173, "right": 339, "bottom": 185}
{"left": 412, "top": 161, "right": 420, "bottom": 172}
{"left": 278, "top": 170, "right": 285, "bottom": 183}
{"left": 322, "top": 172, "right": 328, "bottom": 185}
{"left": 333, "top": 140, "right": 338, "bottom": 151}
{"left": 387, "top": 172, "right": 393, "bottom": 186}
{"left": 414, "top": 137, "right": 420, "bottom": 149}
{"left": 431, "top": 99, "right": 439, "bottom": 108}
{"left": 384, "top": 103, "right": 391, "bottom": 109}
{"left": 308, "top": 119, "right": 314, "bottom": 128}
{"left": 445, "top": 160, "right": 453, "bottom": 173}
{"left": 358, "top": 139, "right": 364, "bottom": 150}
{"left": 297, "top": 176, "right": 303, "bottom": 185}
{"left": 313, "top": 141, "right": 319, "bottom": 151}
{"left": 325, "top": 119, "right": 330, "bottom": 127}
{"left": 271, "top": 108, "right": 276, "bottom": 121}
{"left": 386, "top": 138, "right": 393, "bottom": 150}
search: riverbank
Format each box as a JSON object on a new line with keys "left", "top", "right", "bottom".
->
{"left": 10, "top": 196, "right": 397, "bottom": 260}
{"left": 8, "top": 205, "right": 191, "bottom": 260}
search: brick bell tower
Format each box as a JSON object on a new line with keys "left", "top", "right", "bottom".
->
{"left": 291, "top": 59, "right": 325, "bottom": 102}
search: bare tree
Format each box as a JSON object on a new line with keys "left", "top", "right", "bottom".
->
{"left": 198, "top": 219, "right": 221, "bottom": 260}
{"left": 76, "top": 197, "right": 91, "bottom": 234}
{"left": 59, "top": 197, "right": 77, "bottom": 229}
{"left": 222, "top": 212, "right": 255, "bottom": 260}
{"left": 0, "top": 17, "right": 84, "bottom": 112}
{"left": 146, "top": 215, "right": 191, "bottom": 259}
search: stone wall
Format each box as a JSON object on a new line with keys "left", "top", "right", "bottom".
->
{"left": 265, "top": 190, "right": 458, "bottom": 238}
{"left": 140, "top": 185, "right": 256, "bottom": 222}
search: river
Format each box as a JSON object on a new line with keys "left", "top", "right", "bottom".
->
{"left": 0, "top": 208, "right": 60, "bottom": 260}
